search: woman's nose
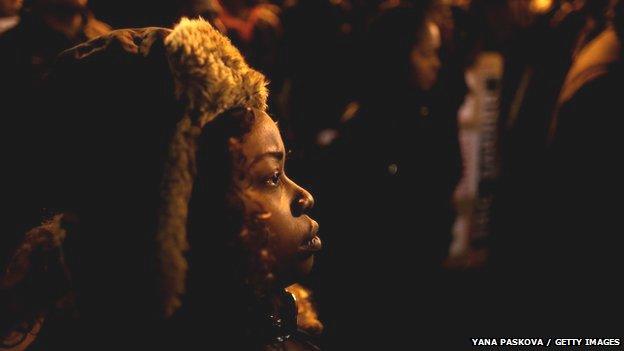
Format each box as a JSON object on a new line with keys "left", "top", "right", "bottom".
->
{"left": 292, "top": 182, "right": 315, "bottom": 217}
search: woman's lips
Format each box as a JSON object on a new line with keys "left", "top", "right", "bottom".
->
{"left": 300, "top": 235, "right": 322, "bottom": 252}
{"left": 300, "top": 219, "right": 321, "bottom": 253}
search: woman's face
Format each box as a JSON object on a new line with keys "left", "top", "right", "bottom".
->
{"left": 230, "top": 111, "right": 320, "bottom": 287}
{"left": 410, "top": 21, "right": 442, "bottom": 91}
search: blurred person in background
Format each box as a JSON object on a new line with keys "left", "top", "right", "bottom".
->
{"left": 491, "top": 0, "right": 615, "bottom": 274}
{"left": 335, "top": 0, "right": 461, "bottom": 275}
{"left": 536, "top": 0, "right": 624, "bottom": 333}
{"left": 0, "top": 0, "right": 21, "bottom": 34}
{"left": 316, "top": 2, "right": 463, "bottom": 348}
{"left": 485, "top": 0, "right": 623, "bottom": 335}
{"left": 0, "top": 0, "right": 110, "bottom": 271}
{"left": 278, "top": 0, "right": 361, "bottom": 156}
{"left": 0, "top": 0, "right": 110, "bottom": 93}
{"left": 179, "top": 0, "right": 282, "bottom": 99}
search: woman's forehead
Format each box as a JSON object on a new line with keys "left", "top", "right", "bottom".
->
{"left": 243, "top": 111, "right": 284, "bottom": 160}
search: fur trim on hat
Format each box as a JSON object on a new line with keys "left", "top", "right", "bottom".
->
{"left": 157, "top": 17, "right": 268, "bottom": 318}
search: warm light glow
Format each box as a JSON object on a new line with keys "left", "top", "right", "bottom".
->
{"left": 286, "top": 284, "right": 323, "bottom": 334}
{"left": 530, "top": 0, "right": 553, "bottom": 13}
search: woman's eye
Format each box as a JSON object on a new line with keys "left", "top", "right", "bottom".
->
{"left": 265, "top": 171, "right": 282, "bottom": 187}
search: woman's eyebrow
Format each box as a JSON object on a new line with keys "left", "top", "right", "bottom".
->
{"left": 249, "top": 151, "right": 284, "bottom": 168}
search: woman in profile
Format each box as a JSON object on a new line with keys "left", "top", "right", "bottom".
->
{"left": 0, "top": 18, "right": 322, "bottom": 351}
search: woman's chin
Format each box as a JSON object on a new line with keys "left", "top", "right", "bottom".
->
{"left": 281, "top": 255, "right": 315, "bottom": 286}
{"left": 299, "top": 254, "right": 315, "bottom": 276}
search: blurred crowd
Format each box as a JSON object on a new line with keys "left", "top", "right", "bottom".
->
{"left": 1, "top": 0, "right": 623, "bottom": 348}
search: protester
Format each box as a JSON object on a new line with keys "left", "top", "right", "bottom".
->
{"left": 1, "top": 18, "right": 322, "bottom": 350}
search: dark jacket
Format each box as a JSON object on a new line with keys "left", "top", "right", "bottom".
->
{"left": 545, "top": 26, "right": 623, "bottom": 277}
{"left": 337, "top": 91, "right": 461, "bottom": 268}
{"left": 491, "top": 26, "right": 624, "bottom": 334}
{"left": 314, "top": 86, "right": 462, "bottom": 349}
